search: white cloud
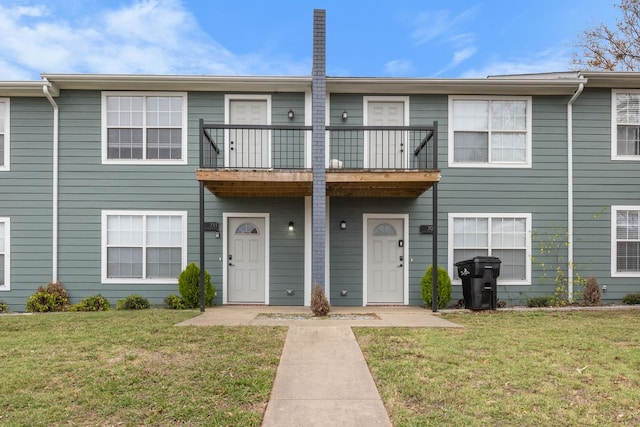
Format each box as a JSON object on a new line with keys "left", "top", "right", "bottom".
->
{"left": 452, "top": 47, "right": 477, "bottom": 67}
{"left": 0, "top": 0, "right": 309, "bottom": 80}
{"left": 384, "top": 59, "right": 414, "bottom": 76}
{"left": 411, "top": 6, "right": 479, "bottom": 45}
{"left": 410, "top": 7, "right": 478, "bottom": 74}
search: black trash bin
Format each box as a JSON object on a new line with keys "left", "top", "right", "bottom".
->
{"left": 454, "top": 256, "right": 501, "bottom": 310}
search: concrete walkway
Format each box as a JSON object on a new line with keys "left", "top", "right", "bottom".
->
{"left": 177, "top": 305, "right": 463, "bottom": 328}
{"left": 178, "top": 306, "right": 461, "bottom": 426}
{"left": 262, "top": 325, "right": 392, "bottom": 427}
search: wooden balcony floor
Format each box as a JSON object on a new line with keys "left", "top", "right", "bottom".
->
{"left": 197, "top": 168, "right": 440, "bottom": 197}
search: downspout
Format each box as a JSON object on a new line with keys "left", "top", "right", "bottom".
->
{"left": 567, "top": 79, "right": 584, "bottom": 301}
{"left": 43, "top": 79, "right": 59, "bottom": 282}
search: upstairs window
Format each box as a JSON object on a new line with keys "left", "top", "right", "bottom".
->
{"left": 449, "top": 96, "right": 531, "bottom": 168}
{"left": 102, "top": 92, "right": 187, "bottom": 164}
{"left": 0, "top": 99, "right": 9, "bottom": 171}
{"left": 612, "top": 90, "right": 640, "bottom": 160}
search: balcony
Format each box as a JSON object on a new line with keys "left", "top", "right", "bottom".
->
{"left": 197, "top": 120, "right": 440, "bottom": 197}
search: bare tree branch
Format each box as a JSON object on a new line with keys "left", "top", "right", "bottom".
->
{"left": 572, "top": 0, "right": 640, "bottom": 71}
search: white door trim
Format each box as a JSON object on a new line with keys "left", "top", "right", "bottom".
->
{"left": 222, "top": 212, "right": 270, "bottom": 305}
{"left": 362, "top": 213, "right": 409, "bottom": 306}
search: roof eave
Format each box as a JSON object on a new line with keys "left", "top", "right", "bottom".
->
{"left": 40, "top": 73, "right": 313, "bottom": 92}
{"left": 0, "top": 81, "right": 49, "bottom": 97}
{"left": 326, "top": 77, "right": 586, "bottom": 95}
{"left": 578, "top": 71, "right": 640, "bottom": 88}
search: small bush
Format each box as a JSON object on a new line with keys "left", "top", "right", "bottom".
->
{"left": 310, "top": 283, "right": 330, "bottom": 316}
{"left": 0, "top": 299, "right": 8, "bottom": 313}
{"left": 164, "top": 294, "right": 186, "bottom": 310}
{"left": 116, "top": 294, "right": 150, "bottom": 310}
{"left": 583, "top": 276, "right": 601, "bottom": 306}
{"left": 421, "top": 265, "right": 452, "bottom": 309}
{"left": 70, "top": 295, "right": 111, "bottom": 312}
{"left": 527, "top": 296, "right": 554, "bottom": 307}
{"left": 622, "top": 293, "right": 640, "bottom": 305}
{"left": 178, "top": 262, "right": 215, "bottom": 309}
{"left": 26, "top": 281, "right": 69, "bottom": 312}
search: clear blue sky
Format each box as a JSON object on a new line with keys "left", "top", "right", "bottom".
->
{"left": 0, "top": 0, "right": 621, "bottom": 81}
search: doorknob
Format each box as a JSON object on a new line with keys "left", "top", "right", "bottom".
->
{"left": 397, "top": 263, "right": 403, "bottom": 268}
{"left": 229, "top": 262, "right": 235, "bottom": 267}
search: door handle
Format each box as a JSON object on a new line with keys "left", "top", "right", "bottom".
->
{"left": 228, "top": 262, "right": 235, "bottom": 267}
{"left": 397, "top": 263, "right": 403, "bottom": 268}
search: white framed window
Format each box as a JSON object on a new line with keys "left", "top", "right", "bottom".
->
{"left": 0, "top": 98, "right": 9, "bottom": 171}
{"left": 612, "top": 90, "right": 640, "bottom": 160}
{"left": 101, "top": 92, "right": 187, "bottom": 164}
{"left": 101, "top": 211, "right": 187, "bottom": 284}
{"left": 448, "top": 96, "right": 532, "bottom": 168}
{"left": 0, "top": 218, "right": 9, "bottom": 290}
{"left": 448, "top": 213, "right": 532, "bottom": 285}
{"left": 611, "top": 206, "right": 640, "bottom": 276}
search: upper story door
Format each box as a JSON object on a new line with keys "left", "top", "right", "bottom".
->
{"left": 365, "top": 99, "right": 408, "bottom": 168}
{"left": 228, "top": 99, "right": 270, "bottom": 168}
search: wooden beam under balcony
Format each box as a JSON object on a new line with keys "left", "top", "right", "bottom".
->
{"left": 197, "top": 168, "right": 440, "bottom": 198}
{"left": 326, "top": 169, "right": 441, "bottom": 197}
{"left": 197, "top": 169, "right": 313, "bottom": 197}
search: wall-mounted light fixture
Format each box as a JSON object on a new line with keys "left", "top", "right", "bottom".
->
{"left": 288, "top": 221, "right": 295, "bottom": 232}
{"left": 340, "top": 220, "right": 347, "bottom": 230}
{"left": 288, "top": 109, "right": 295, "bottom": 119}
{"left": 341, "top": 110, "right": 348, "bottom": 121}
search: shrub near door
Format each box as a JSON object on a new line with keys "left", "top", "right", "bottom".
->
{"left": 421, "top": 266, "right": 452, "bottom": 309}
{"left": 178, "top": 262, "right": 215, "bottom": 308}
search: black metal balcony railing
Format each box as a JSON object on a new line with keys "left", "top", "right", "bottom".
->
{"left": 199, "top": 120, "right": 438, "bottom": 170}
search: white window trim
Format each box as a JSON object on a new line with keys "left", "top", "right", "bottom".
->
{"left": 611, "top": 205, "right": 640, "bottom": 277}
{"left": 448, "top": 95, "right": 532, "bottom": 168}
{"left": 101, "top": 210, "right": 188, "bottom": 284}
{"left": 611, "top": 90, "right": 640, "bottom": 161}
{"left": 448, "top": 212, "right": 532, "bottom": 286}
{"left": 363, "top": 96, "right": 410, "bottom": 168}
{"left": 101, "top": 92, "right": 188, "bottom": 165}
{"left": 0, "top": 98, "right": 9, "bottom": 171}
{"left": 224, "top": 94, "right": 272, "bottom": 168}
{"left": 0, "top": 217, "right": 9, "bottom": 291}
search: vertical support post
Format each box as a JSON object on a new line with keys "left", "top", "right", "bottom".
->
{"left": 431, "top": 121, "right": 439, "bottom": 312}
{"left": 199, "top": 120, "right": 206, "bottom": 313}
{"left": 312, "top": 9, "right": 327, "bottom": 289}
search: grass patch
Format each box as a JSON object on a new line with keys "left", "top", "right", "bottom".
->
{"left": 355, "top": 310, "right": 640, "bottom": 426}
{"left": 0, "top": 310, "right": 286, "bottom": 426}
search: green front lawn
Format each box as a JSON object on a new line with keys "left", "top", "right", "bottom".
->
{"left": 0, "top": 310, "right": 286, "bottom": 426}
{"left": 355, "top": 310, "right": 640, "bottom": 426}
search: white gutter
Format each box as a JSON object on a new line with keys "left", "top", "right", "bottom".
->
{"left": 42, "top": 79, "right": 59, "bottom": 281}
{"left": 567, "top": 79, "right": 585, "bottom": 301}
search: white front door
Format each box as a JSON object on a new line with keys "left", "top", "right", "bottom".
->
{"left": 366, "top": 217, "right": 405, "bottom": 304}
{"left": 366, "top": 101, "right": 406, "bottom": 168}
{"left": 227, "top": 216, "right": 266, "bottom": 303}
{"left": 228, "top": 100, "right": 269, "bottom": 168}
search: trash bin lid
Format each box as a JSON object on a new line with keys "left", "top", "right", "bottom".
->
{"left": 472, "top": 256, "right": 501, "bottom": 264}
